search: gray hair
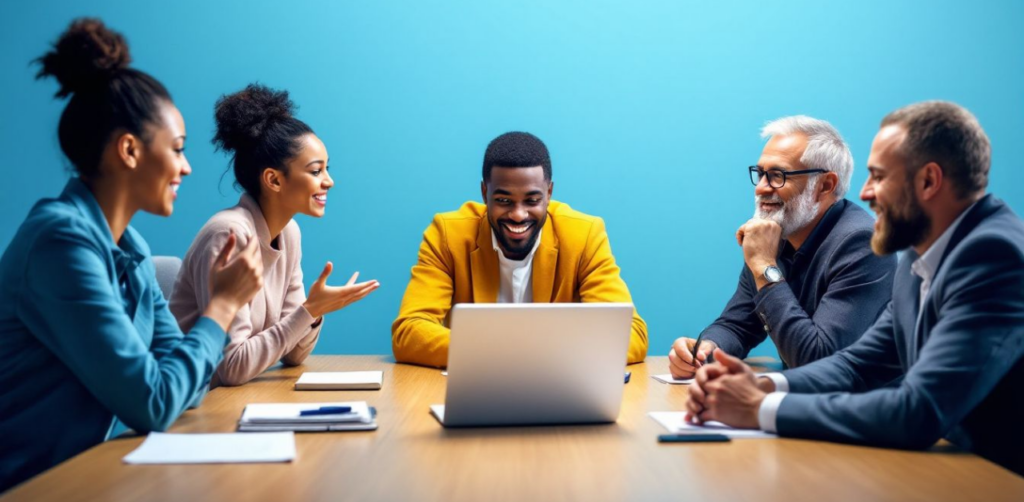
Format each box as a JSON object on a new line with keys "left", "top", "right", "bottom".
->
{"left": 761, "top": 116, "right": 854, "bottom": 198}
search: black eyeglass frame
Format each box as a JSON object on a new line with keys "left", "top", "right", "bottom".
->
{"left": 748, "top": 165, "right": 828, "bottom": 188}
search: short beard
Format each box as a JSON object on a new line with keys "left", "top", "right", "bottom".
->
{"left": 870, "top": 186, "right": 930, "bottom": 255}
{"left": 754, "top": 178, "right": 821, "bottom": 239}
{"left": 489, "top": 215, "right": 545, "bottom": 260}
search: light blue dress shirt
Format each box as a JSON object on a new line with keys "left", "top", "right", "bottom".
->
{"left": 0, "top": 178, "right": 227, "bottom": 491}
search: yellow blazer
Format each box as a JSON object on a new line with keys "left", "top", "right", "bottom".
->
{"left": 392, "top": 200, "right": 648, "bottom": 368}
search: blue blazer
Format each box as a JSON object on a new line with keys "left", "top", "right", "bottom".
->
{"left": 0, "top": 179, "right": 227, "bottom": 491}
{"left": 776, "top": 194, "right": 1024, "bottom": 474}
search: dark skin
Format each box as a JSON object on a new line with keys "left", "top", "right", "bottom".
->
{"left": 481, "top": 166, "right": 553, "bottom": 260}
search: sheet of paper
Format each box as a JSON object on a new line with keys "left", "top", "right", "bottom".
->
{"left": 430, "top": 404, "right": 445, "bottom": 424}
{"left": 648, "top": 412, "right": 777, "bottom": 439}
{"left": 297, "top": 371, "right": 382, "bottom": 385}
{"left": 241, "top": 401, "right": 373, "bottom": 424}
{"left": 652, "top": 374, "right": 694, "bottom": 385}
{"left": 123, "top": 432, "right": 295, "bottom": 464}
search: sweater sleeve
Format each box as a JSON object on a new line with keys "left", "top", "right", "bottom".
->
{"left": 183, "top": 224, "right": 317, "bottom": 386}
{"left": 280, "top": 225, "right": 321, "bottom": 366}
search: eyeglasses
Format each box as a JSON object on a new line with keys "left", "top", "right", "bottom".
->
{"left": 748, "top": 166, "right": 828, "bottom": 189}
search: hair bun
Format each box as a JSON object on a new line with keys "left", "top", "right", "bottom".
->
{"left": 212, "top": 84, "right": 297, "bottom": 154}
{"left": 35, "top": 18, "right": 132, "bottom": 98}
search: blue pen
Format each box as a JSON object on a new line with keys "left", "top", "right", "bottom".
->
{"left": 624, "top": 371, "right": 632, "bottom": 384}
{"left": 300, "top": 405, "right": 353, "bottom": 416}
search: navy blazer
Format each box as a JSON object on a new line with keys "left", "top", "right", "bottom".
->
{"left": 705, "top": 200, "right": 897, "bottom": 367}
{"left": 776, "top": 194, "right": 1024, "bottom": 475}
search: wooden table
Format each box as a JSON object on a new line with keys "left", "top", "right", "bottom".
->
{"left": 4, "top": 356, "right": 1023, "bottom": 502}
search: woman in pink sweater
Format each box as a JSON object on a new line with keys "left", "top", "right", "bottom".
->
{"left": 170, "top": 84, "right": 379, "bottom": 387}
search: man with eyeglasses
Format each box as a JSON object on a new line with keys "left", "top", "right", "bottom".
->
{"left": 685, "top": 102, "right": 1024, "bottom": 476}
{"left": 668, "top": 116, "right": 897, "bottom": 378}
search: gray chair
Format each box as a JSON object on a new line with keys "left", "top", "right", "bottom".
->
{"left": 152, "top": 256, "right": 183, "bottom": 300}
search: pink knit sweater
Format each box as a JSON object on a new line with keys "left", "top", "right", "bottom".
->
{"left": 170, "top": 194, "right": 322, "bottom": 387}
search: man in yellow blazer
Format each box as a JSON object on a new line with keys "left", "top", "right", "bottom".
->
{"left": 392, "top": 132, "right": 648, "bottom": 368}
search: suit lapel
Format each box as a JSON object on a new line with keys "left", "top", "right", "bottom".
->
{"left": 532, "top": 219, "right": 559, "bottom": 303}
{"left": 908, "top": 270, "right": 925, "bottom": 366}
{"left": 471, "top": 215, "right": 499, "bottom": 303}
{"left": 889, "top": 256, "right": 919, "bottom": 368}
{"left": 936, "top": 194, "right": 998, "bottom": 273}
{"left": 906, "top": 195, "right": 1000, "bottom": 365}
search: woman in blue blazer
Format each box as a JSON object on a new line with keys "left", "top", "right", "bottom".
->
{"left": 0, "top": 19, "right": 263, "bottom": 491}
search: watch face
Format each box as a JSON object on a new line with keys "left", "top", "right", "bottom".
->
{"left": 765, "top": 266, "right": 783, "bottom": 282}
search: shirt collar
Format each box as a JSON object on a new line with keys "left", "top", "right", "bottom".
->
{"left": 61, "top": 177, "right": 146, "bottom": 266}
{"left": 491, "top": 228, "right": 542, "bottom": 264}
{"left": 911, "top": 200, "right": 979, "bottom": 282}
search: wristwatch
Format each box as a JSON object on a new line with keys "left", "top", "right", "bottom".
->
{"left": 763, "top": 265, "right": 784, "bottom": 285}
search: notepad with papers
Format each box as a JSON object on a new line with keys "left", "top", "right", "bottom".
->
{"left": 238, "top": 401, "right": 378, "bottom": 432}
{"left": 294, "top": 371, "right": 384, "bottom": 390}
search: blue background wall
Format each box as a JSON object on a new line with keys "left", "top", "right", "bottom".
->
{"left": 2, "top": 0, "right": 1022, "bottom": 360}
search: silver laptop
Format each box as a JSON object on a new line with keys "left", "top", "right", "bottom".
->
{"left": 430, "top": 303, "right": 634, "bottom": 427}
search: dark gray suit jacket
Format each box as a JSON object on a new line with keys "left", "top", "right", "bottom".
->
{"left": 776, "top": 194, "right": 1024, "bottom": 475}
{"left": 705, "top": 200, "right": 897, "bottom": 367}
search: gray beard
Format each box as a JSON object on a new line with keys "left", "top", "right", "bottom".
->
{"left": 754, "top": 183, "right": 820, "bottom": 239}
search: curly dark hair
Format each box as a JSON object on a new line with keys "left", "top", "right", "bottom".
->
{"left": 212, "top": 83, "right": 314, "bottom": 198}
{"left": 482, "top": 132, "right": 552, "bottom": 182}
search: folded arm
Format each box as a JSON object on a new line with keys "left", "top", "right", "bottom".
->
{"left": 755, "top": 230, "right": 895, "bottom": 367}
{"left": 21, "top": 227, "right": 225, "bottom": 432}
{"left": 776, "top": 237, "right": 1024, "bottom": 449}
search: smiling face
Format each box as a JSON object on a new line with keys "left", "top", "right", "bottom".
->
{"left": 134, "top": 101, "right": 190, "bottom": 217}
{"left": 274, "top": 133, "right": 333, "bottom": 218}
{"left": 862, "top": 124, "right": 930, "bottom": 255}
{"left": 753, "top": 133, "right": 821, "bottom": 238}
{"left": 481, "top": 166, "right": 552, "bottom": 261}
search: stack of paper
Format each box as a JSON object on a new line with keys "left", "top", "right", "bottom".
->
{"left": 123, "top": 432, "right": 296, "bottom": 464}
{"left": 295, "top": 371, "right": 383, "bottom": 390}
{"left": 238, "top": 401, "right": 378, "bottom": 432}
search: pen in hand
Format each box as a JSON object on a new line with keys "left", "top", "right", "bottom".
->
{"left": 691, "top": 329, "right": 708, "bottom": 370}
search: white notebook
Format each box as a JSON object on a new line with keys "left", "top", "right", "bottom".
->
{"left": 295, "top": 371, "right": 383, "bottom": 390}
